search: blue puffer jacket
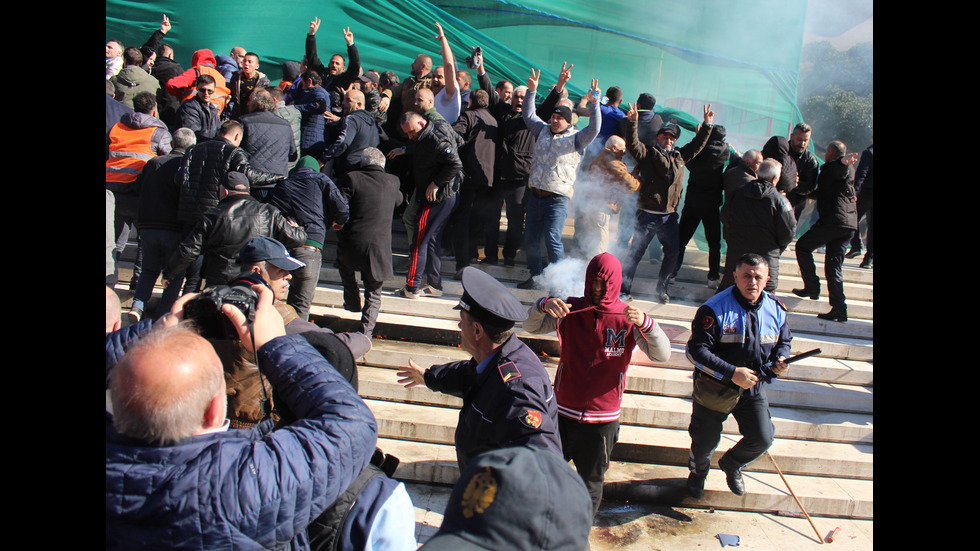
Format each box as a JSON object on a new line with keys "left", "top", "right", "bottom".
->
{"left": 106, "top": 335, "right": 379, "bottom": 550}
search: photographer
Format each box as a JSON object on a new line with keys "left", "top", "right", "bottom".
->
{"left": 106, "top": 284, "right": 380, "bottom": 549}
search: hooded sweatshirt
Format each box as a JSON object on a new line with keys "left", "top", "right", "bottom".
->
{"left": 524, "top": 253, "right": 670, "bottom": 422}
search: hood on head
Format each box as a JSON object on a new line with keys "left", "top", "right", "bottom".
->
{"left": 191, "top": 49, "right": 216, "bottom": 68}
{"left": 585, "top": 253, "right": 622, "bottom": 310}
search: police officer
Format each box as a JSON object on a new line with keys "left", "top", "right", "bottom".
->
{"left": 397, "top": 267, "right": 562, "bottom": 469}
{"left": 686, "top": 253, "right": 791, "bottom": 498}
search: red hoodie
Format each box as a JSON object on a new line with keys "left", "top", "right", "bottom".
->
{"left": 529, "top": 253, "right": 668, "bottom": 423}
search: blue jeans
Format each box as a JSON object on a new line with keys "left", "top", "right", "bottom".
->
{"left": 688, "top": 387, "right": 775, "bottom": 474}
{"left": 524, "top": 192, "right": 569, "bottom": 276}
{"left": 620, "top": 211, "right": 679, "bottom": 294}
{"left": 132, "top": 229, "right": 184, "bottom": 317}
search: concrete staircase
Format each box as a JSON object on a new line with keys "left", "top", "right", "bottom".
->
{"left": 121, "top": 214, "right": 873, "bottom": 521}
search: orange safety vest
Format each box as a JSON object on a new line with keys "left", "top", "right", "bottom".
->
{"left": 106, "top": 124, "right": 158, "bottom": 184}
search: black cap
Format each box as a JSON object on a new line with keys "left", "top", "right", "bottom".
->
{"left": 657, "top": 123, "right": 681, "bottom": 139}
{"left": 420, "top": 446, "right": 592, "bottom": 550}
{"left": 358, "top": 72, "right": 380, "bottom": 85}
{"left": 552, "top": 105, "right": 573, "bottom": 124}
{"left": 238, "top": 236, "right": 306, "bottom": 271}
{"left": 454, "top": 267, "right": 526, "bottom": 331}
{"left": 222, "top": 171, "right": 250, "bottom": 192}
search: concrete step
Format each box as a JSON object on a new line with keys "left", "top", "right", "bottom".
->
{"left": 311, "top": 276, "right": 875, "bottom": 343}
{"left": 361, "top": 341, "right": 873, "bottom": 413}
{"left": 365, "top": 338, "right": 873, "bottom": 389}
{"left": 377, "top": 437, "right": 873, "bottom": 520}
{"left": 359, "top": 374, "right": 873, "bottom": 445}
{"left": 363, "top": 397, "right": 872, "bottom": 480}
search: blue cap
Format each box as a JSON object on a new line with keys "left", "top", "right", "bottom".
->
{"left": 238, "top": 236, "right": 305, "bottom": 271}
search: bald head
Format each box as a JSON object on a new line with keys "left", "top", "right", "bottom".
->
{"left": 743, "top": 149, "right": 764, "bottom": 173}
{"left": 344, "top": 89, "right": 365, "bottom": 113}
{"left": 414, "top": 88, "right": 434, "bottom": 114}
{"left": 111, "top": 326, "right": 226, "bottom": 445}
{"left": 604, "top": 135, "right": 627, "bottom": 157}
{"left": 411, "top": 54, "right": 432, "bottom": 78}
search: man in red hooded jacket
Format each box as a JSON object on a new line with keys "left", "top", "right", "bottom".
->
{"left": 524, "top": 252, "right": 671, "bottom": 518}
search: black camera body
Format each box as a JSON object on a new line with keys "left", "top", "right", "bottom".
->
{"left": 183, "top": 282, "right": 259, "bottom": 340}
{"left": 465, "top": 46, "right": 483, "bottom": 69}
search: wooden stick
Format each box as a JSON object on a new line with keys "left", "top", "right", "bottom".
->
{"left": 766, "top": 451, "right": 823, "bottom": 544}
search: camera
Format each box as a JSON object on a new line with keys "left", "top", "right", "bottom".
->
{"left": 183, "top": 281, "right": 259, "bottom": 340}
{"left": 465, "top": 46, "right": 482, "bottom": 70}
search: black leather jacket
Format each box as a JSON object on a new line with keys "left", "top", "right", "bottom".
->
{"left": 412, "top": 118, "right": 464, "bottom": 204}
{"left": 164, "top": 193, "right": 306, "bottom": 285}
{"left": 177, "top": 137, "right": 284, "bottom": 224}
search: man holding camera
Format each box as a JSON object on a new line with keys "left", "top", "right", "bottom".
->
{"left": 106, "top": 285, "right": 379, "bottom": 549}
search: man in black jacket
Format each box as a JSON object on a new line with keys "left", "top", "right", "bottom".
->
{"left": 321, "top": 89, "right": 380, "bottom": 177}
{"left": 719, "top": 159, "right": 796, "bottom": 292}
{"left": 164, "top": 172, "right": 306, "bottom": 288}
{"left": 792, "top": 141, "right": 859, "bottom": 321}
{"left": 450, "top": 89, "right": 498, "bottom": 274}
{"left": 337, "top": 148, "right": 403, "bottom": 337}
{"left": 306, "top": 19, "right": 360, "bottom": 118}
{"left": 131, "top": 128, "right": 196, "bottom": 319}
{"left": 398, "top": 112, "right": 462, "bottom": 299}
{"left": 239, "top": 88, "right": 296, "bottom": 198}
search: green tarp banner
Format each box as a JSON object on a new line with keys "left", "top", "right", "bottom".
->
{"left": 107, "top": 0, "right": 808, "bottom": 150}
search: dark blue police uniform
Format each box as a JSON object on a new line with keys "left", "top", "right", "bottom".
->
{"left": 686, "top": 286, "right": 791, "bottom": 478}
{"left": 425, "top": 333, "right": 562, "bottom": 469}
{"left": 423, "top": 267, "right": 563, "bottom": 470}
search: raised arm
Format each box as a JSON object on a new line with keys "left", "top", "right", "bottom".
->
{"left": 435, "top": 23, "right": 458, "bottom": 100}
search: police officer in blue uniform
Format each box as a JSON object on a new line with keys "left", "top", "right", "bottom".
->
{"left": 397, "top": 267, "right": 562, "bottom": 469}
{"left": 685, "top": 253, "right": 791, "bottom": 498}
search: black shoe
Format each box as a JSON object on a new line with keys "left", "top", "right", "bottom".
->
{"left": 817, "top": 306, "right": 848, "bottom": 322}
{"left": 516, "top": 277, "right": 537, "bottom": 290}
{"left": 657, "top": 290, "right": 670, "bottom": 304}
{"left": 792, "top": 288, "right": 820, "bottom": 300}
{"left": 719, "top": 456, "right": 745, "bottom": 496}
{"left": 479, "top": 257, "right": 498, "bottom": 266}
{"left": 503, "top": 258, "right": 516, "bottom": 267}
{"left": 845, "top": 247, "right": 863, "bottom": 259}
{"left": 453, "top": 269, "right": 465, "bottom": 280}
{"left": 859, "top": 255, "right": 872, "bottom": 269}
{"left": 687, "top": 471, "right": 708, "bottom": 499}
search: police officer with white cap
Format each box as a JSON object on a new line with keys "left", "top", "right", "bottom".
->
{"left": 397, "top": 267, "right": 562, "bottom": 469}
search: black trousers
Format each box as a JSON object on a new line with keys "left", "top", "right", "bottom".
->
{"left": 559, "top": 417, "right": 619, "bottom": 519}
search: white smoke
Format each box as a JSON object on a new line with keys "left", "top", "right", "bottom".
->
{"left": 533, "top": 257, "right": 587, "bottom": 299}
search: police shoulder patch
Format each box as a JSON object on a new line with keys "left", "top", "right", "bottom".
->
{"left": 498, "top": 361, "right": 522, "bottom": 383}
{"left": 701, "top": 315, "right": 714, "bottom": 330}
{"left": 519, "top": 409, "right": 543, "bottom": 429}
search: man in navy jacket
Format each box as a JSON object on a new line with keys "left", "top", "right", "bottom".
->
{"left": 106, "top": 285, "right": 378, "bottom": 550}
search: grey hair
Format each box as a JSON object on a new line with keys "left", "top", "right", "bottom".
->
{"left": 361, "top": 147, "right": 386, "bottom": 169}
{"left": 172, "top": 128, "right": 197, "bottom": 150}
{"left": 757, "top": 159, "right": 782, "bottom": 182}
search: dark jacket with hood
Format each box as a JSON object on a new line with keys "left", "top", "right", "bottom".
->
{"left": 453, "top": 106, "right": 498, "bottom": 188}
{"left": 813, "top": 158, "right": 858, "bottom": 230}
{"left": 721, "top": 178, "right": 797, "bottom": 261}
{"left": 524, "top": 253, "right": 670, "bottom": 423}
{"left": 683, "top": 126, "right": 730, "bottom": 209}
